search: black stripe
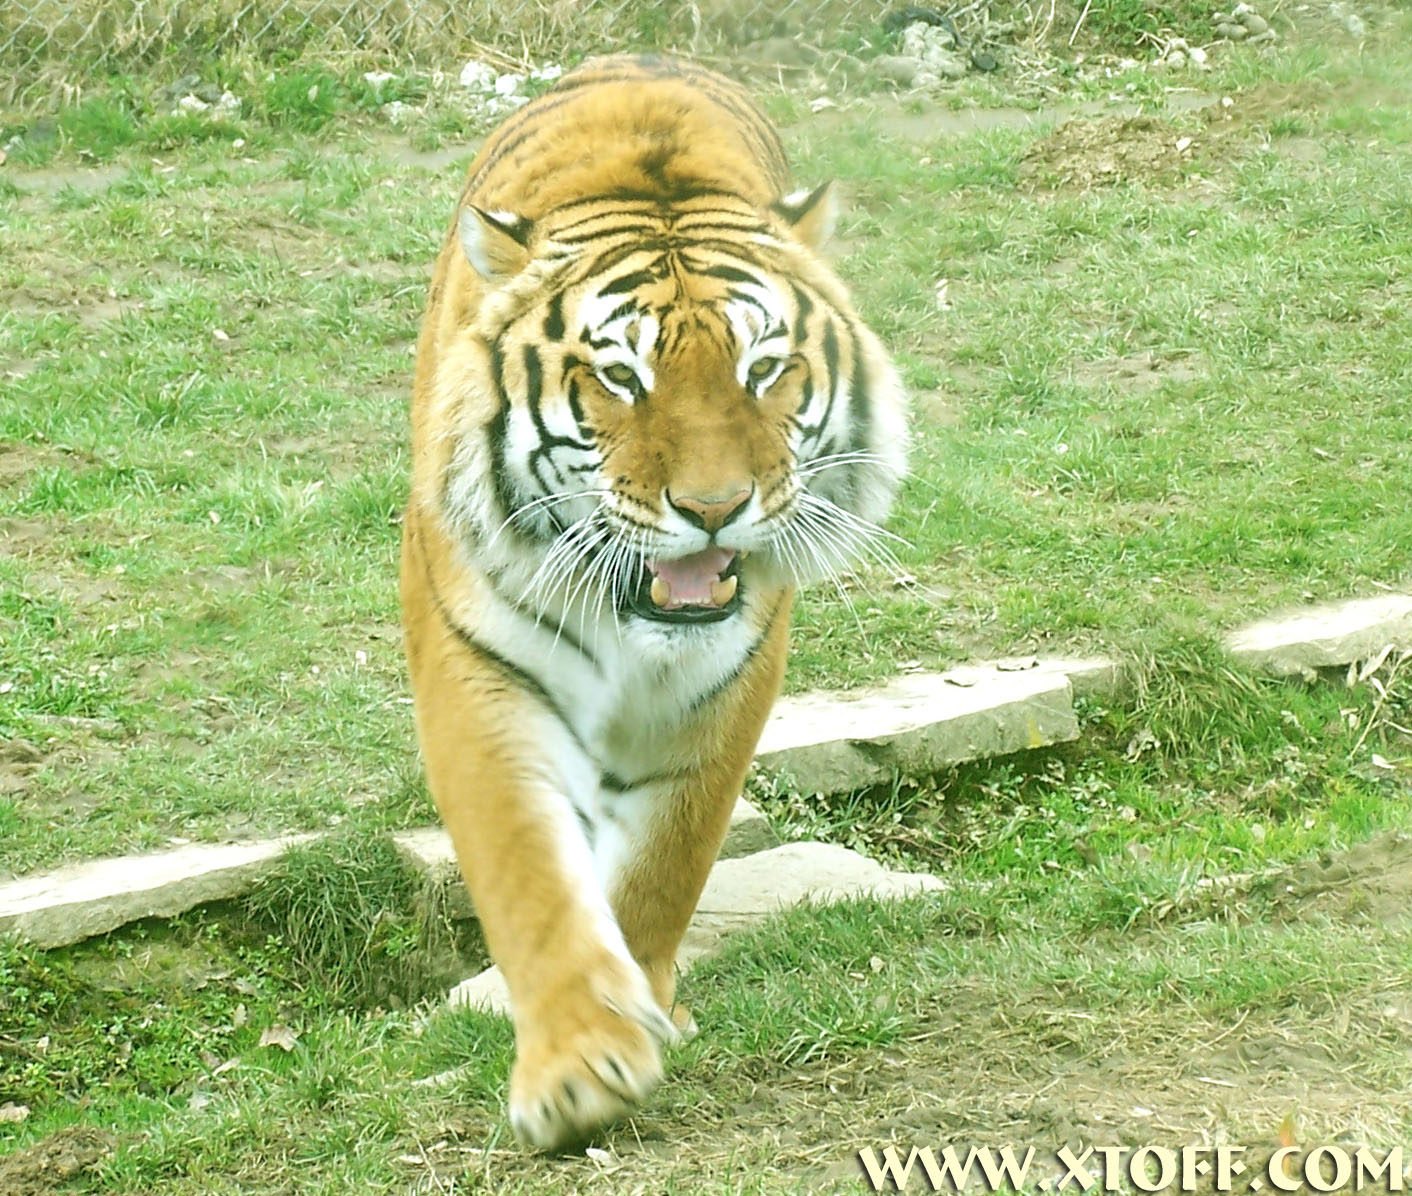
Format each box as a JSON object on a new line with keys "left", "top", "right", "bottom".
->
{"left": 801, "top": 321, "right": 841, "bottom": 444}
{"left": 600, "top": 768, "right": 690, "bottom": 792}
{"left": 430, "top": 587, "right": 586, "bottom": 752}
{"left": 485, "top": 346, "right": 526, "bottom": 530}
{"left": 543, "top": 291, "right": 565, "bottom": 340}
{"left": 791, "top": 283, "right": 813, "bottom": 342}
{"left": 846, "top": 327, "right": 872, "bottom": 478}
{"left": 685, "top": 593, "right": 789, "bottom": 716}
{"left": 566, "top": 375, "right": 588, "bottom": 433}
{"left": 410, "top": 525, "right": 589, "bottom": 753}
{"left": 702, "top": 263, "right": 761, "bottom": 285}
{"left": 478, "top": 566, "right": 601, "bottom": 669}
{"left": 598, "top": 269, "right": 656, "bottom": 297}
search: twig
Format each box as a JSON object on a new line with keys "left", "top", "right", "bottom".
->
{"left": 1349, "top": 649, "right": 1409, "bottom": 758}
{"left": 1068, "top": 0, "right": 1093, "bottom": 46}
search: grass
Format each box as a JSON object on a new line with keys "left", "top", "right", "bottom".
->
{"left": 7, "top": 16, "right": 1411, "bottom": 868}
{"left": 4, "top": 807, "right": 1411, "bottom": 1190}
{"left": 2, "top": 9, "right": 1412, "bottom": 1192}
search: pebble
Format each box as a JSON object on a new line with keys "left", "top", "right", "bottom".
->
{"left": 458, "top": 60, "right": 496, "bottom": 92}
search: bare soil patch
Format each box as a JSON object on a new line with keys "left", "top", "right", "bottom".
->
{"left": 1070, "top": 350, "right": 1206, "bottom": 394}
{"left": 1266, "top": 829, "right": 1412, "bottom": 926}
{"left": 1018, "top": 114, "right": 1210, "bottom": 190}
{"left": 399, "top": 832, "right": 1412, "bottom": 1193}
{"left": 0, "top": 1126, "right": 114, "bottom": 1196}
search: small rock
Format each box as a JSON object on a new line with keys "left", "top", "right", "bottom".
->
{"left": 901, "top": 19, "right": 956, "bottom": 55}
{"left": 1247, "top": 28, "right": 1278, "bottom": 42}
{"left": 739, "top": 37, "right": 821, "bottom": 68}
{"left": 1163, "top": 49, "right": 1189, "bottom": 67}
{"left": 494, "top": 72, "right": 525, "bottom": 97}
{"left": 873, "top": 54, "right": 924, "bottom": 87}
{"left": 530, "top": 64, "right": 564, "bottom": 82}
{"left": 1188, "top": 45, "right": 1210, "bottom": 66}
{"left": 1332, "top": 3, "right": 1367, "bottom": 37}
{"left": 458, "top": 60, "right": 496, "bottom": 92}
{"left": 1237, "top": 11, "right": 1269, "bottom": 32}
{"left": 381, "top": 100, "right": 418, "bottom": 124}
{"left": 175, "top": 94, "right": 210, "bottom": 115}
{"left": 928, "top": 50, "right": 969, "bottom": 80}
{"left": 156, "top": 73, "right": 202, "bottom": 104}
{"left": 1216, "top": 21, "right": 1248, "bottom": 38}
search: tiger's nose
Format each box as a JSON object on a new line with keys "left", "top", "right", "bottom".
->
{"left": 667, "top": 486, "right": 752, "bottom": 533}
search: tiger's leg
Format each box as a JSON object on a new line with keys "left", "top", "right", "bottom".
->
{"left": 402, "top": 532, "right": 676, "bottom": 1151}
{"left": 599, "top": 601, "right": 792, "bottom": 1022}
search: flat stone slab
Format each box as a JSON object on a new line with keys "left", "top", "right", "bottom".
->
{"left": 394, "top": 798, "right": 775, "bottom": 921}
{"left": 1225, "top": 594, "right": 1412, "bottom": 676}
{"left": 0, "top": 660, "right": 1105, "bottom": 952}
{"left": 0, "top": 836, "right": 315, "bottom": 949}
{"left": 447, "top": 841, "right": 943, "bottom": 1016}
{"left": 754, "top": 667, "right": 1080, "bottom": 795}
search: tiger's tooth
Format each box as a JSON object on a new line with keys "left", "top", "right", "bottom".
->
{"left": 710, "top": 575, "right": 739, "bottom": 606}
{"left": 650, "top": 577, "right": 670, "bottom": 607}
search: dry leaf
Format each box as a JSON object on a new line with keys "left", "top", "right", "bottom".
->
{"left": 259, "top": 1024, "right": 299, "bottom": 1051}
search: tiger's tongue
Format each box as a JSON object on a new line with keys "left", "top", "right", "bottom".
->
{"left": 647, "top": 547, "right": 736, "bottom": 608}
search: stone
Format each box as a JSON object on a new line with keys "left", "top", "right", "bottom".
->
{"left": 458, "top": 61, "right": 496, "bottom": 92}
{"left": 927, "top": 51, "right": 969, "bottom": 80}
{"left": 1225, "top": 594, "right": 1412, "bottom": 677}
{"left": 0, "top": 837, "right": 316, "bottom": 949}
{"left": 447, "top": 841, "right": 943, "bottom": 1016}
{"left": 393, "top": 797, "right": 778, "bottom": 921}
{"left": 873, "top": 54, "right": 924, "bottom": 87}
{"left": 720, "top": 796, "right": 777, "bottom": 859}
{"left": 753, "top": 667, "right": 1079, "bottom": 796}
{"left": 1216, "top": 22, "right": 1249, "bottom": 38}
{"left": 1030, "top": 655, "right": 1129, "bottom": 700}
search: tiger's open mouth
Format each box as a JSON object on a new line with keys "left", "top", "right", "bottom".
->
{"left": 624, "top": 547, "right": 743, "bottom": 624}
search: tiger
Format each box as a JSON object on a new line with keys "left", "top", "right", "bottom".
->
{"left": 399, "top": 53, "right": 907, "bottom": 1149}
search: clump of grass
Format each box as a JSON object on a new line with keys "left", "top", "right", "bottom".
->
{"left": 242, "top": 832, "right": 483, "bottom": 1008}
{"left": 1070, "top": 0, "right": 1212, "bottom": 49}
{"left": 257, "top": 67, "right": 342, "bottom": 130}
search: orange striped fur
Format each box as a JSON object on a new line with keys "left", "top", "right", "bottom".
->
{"left": 401, "top": 54, "right": 906, "bottom": 1149}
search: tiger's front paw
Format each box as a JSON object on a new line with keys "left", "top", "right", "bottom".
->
{"left": 509, "top": 957, "right": 678, "bottom": 1151}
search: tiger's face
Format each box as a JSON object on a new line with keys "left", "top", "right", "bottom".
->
{"left": 448, "top": 191, "right": 906, "bottom": 627}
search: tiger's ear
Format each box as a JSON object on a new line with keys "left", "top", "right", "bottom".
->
{"left": 458, "top": 205, "right": 533, "bottom": 280}
{"left": 772, "top": 182, "right": 837, "bottom": 249}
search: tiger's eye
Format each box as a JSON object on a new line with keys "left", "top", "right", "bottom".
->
{"left": 600, "top": 363, "right": 637, "bottom": 388}
{"left": 747, "top": 356, "right": 783, "bottom": 383}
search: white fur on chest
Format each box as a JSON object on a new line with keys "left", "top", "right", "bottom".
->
{"left": 474, "top": 583, "right": 758, "bottom": 773}
{"left": 465, "top": 582, "right": 760, "bottom": 890}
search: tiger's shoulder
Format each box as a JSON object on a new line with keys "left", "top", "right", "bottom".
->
{"left": 458, "top": 54, "right": 792, "bottom": 219}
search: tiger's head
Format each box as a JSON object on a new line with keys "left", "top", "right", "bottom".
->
{"left": 439, "top": 185, "right": 907, "bottom": 627}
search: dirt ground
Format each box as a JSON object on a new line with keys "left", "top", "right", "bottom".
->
{"left": 0, "top": 1128, "right": 115, "bottom": 1196}
{"left": 373, "top": 834, "right": 1412, "bottom": 1194}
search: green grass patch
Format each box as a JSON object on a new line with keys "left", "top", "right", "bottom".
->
{"left": 1, "top": 19, "right": 1411, "bottom": 1192}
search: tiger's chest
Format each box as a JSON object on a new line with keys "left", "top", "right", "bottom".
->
{"left": 472, "top": 577, "right": 763, "bottom": 777}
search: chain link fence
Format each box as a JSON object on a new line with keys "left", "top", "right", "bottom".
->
{"left": 2, "top": 0, "right": 903, "bottom": 104}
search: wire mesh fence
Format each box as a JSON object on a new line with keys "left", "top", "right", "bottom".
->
{"left": 1, "top": 0, "right": 901, "bottom": 101}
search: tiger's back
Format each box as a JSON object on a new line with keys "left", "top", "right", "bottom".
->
{"left": 401, "top": 54, "right": 906, "bottom": 1149}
